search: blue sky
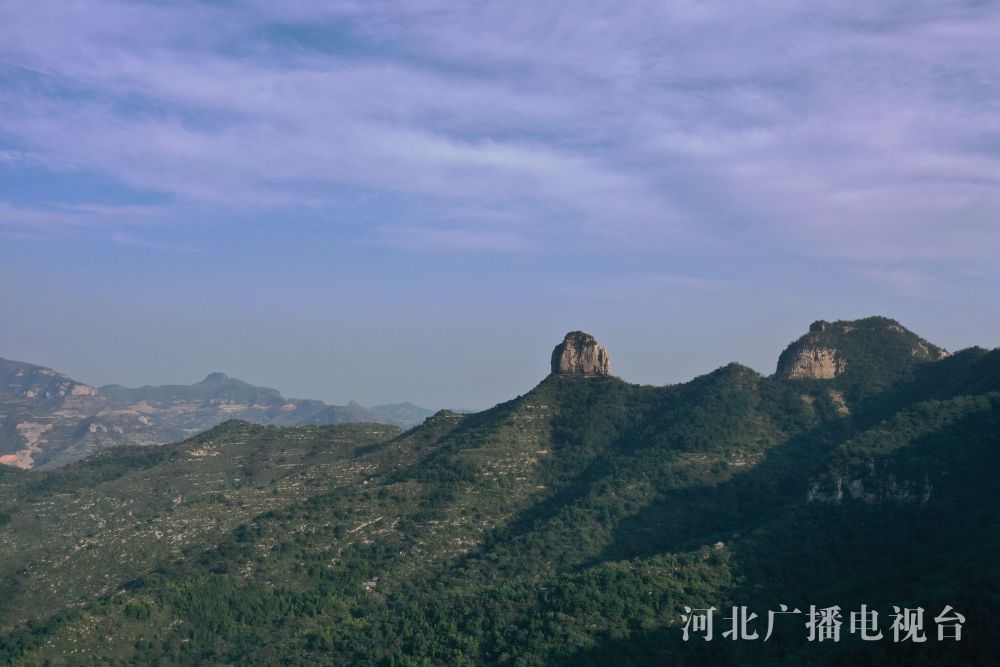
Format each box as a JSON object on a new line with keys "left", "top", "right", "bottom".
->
{"left": 1, "top": 1, "right": 999, "bottom": 409}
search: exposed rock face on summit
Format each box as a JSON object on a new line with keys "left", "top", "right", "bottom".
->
{"left": 551, "top": 331, "right": 611, "bottom": 377}
{"left": 782, "top": 346, "right": 844, "bottom": 380}
{"left": 776, "top": 317, "right": 948, "bottom": 381}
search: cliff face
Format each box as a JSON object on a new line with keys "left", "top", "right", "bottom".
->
{"left": 550, "top": 331, "right": 611, "bottom": 377}
{"left": 0, "top": 358, "right": 98, "bottom": 401}
{"left": 783, "top": 347, "right": 845, "bottom": 379}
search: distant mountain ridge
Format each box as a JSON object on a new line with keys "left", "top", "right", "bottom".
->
{"left": 0, "top": 360, "right": 433, "bottom": 470}
{"left": 99, "top": 372, "right": 286, "bottom": 405}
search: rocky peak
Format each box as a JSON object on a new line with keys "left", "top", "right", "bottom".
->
{"left": 777, "top": 316, "right": 948, "bottom": 381}
{"left": 551, "top": 331, "right": 611, "bottom": 377}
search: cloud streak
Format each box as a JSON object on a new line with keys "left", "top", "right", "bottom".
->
{"left": 1, "top": 0, "right": 998, "bottom": 271}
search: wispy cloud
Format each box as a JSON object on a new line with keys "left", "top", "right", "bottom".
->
{"left": 374, "top": 225, "right": 535, "bottom": 254}
{"left": 854, "top": 266, "right": 941, "bottom": 299}
{"left": 1, "top": 0, "right": 998, "bottom": 264}
{"left": 109, "top": 231, "right": 203, "bottom": 254}
{"left": 0, "top": 200, "right": 161, "bottom": 233}
{"left": 553, "top": 271, "right": 732, "bottom": 300}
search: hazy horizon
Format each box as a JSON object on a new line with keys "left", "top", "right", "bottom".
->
{"left": 2, "top": 2, "right": 999, "bottom": 410}
{"left": 0, "top": 310, "right": 994, "bottom": 412}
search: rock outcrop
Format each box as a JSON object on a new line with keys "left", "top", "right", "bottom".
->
{"left": 551, "top": 331, "right": 611, "bottom": 377}
{"left": 783, "top": 347, "right": 844, "bottom": 379}
{"left": 776, "top": 317, "right": 948, "bottom": 381}
{"left": 808, "top": 463, "right": 934, "bottom": 506}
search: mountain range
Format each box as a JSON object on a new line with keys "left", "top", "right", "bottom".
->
{"left": 0, "top": 361, "right": 432, "bottom": 470}
{"left": 1, "top": 316, "right": 997, "bottom": 665}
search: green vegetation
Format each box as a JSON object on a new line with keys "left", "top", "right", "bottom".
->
{"left": 777, "top": 317, "right": 953, "bottom": 408}
{"left": 1, "top": 329, "right": 998, "bottom": 665}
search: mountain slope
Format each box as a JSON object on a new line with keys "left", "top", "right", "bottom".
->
{"left": 0, "top": 319, "right": 997, "bottom": 665}
{"left": 0, "top": 361, "right": 432, "bottom": 470}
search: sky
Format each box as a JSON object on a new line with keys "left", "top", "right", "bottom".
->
{"left": 1, "top": 1, "right": 999, "bottom": 410}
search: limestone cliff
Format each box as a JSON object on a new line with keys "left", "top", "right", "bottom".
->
{"left": 551, "top": 331, "right": 611, "bottom": 377}
{"left": 783, "top": 347, "right": 845, "bottom": 379}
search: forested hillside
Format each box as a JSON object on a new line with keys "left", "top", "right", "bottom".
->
{"left": 1, "top": 319, "right": 997, "bottom": 665}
